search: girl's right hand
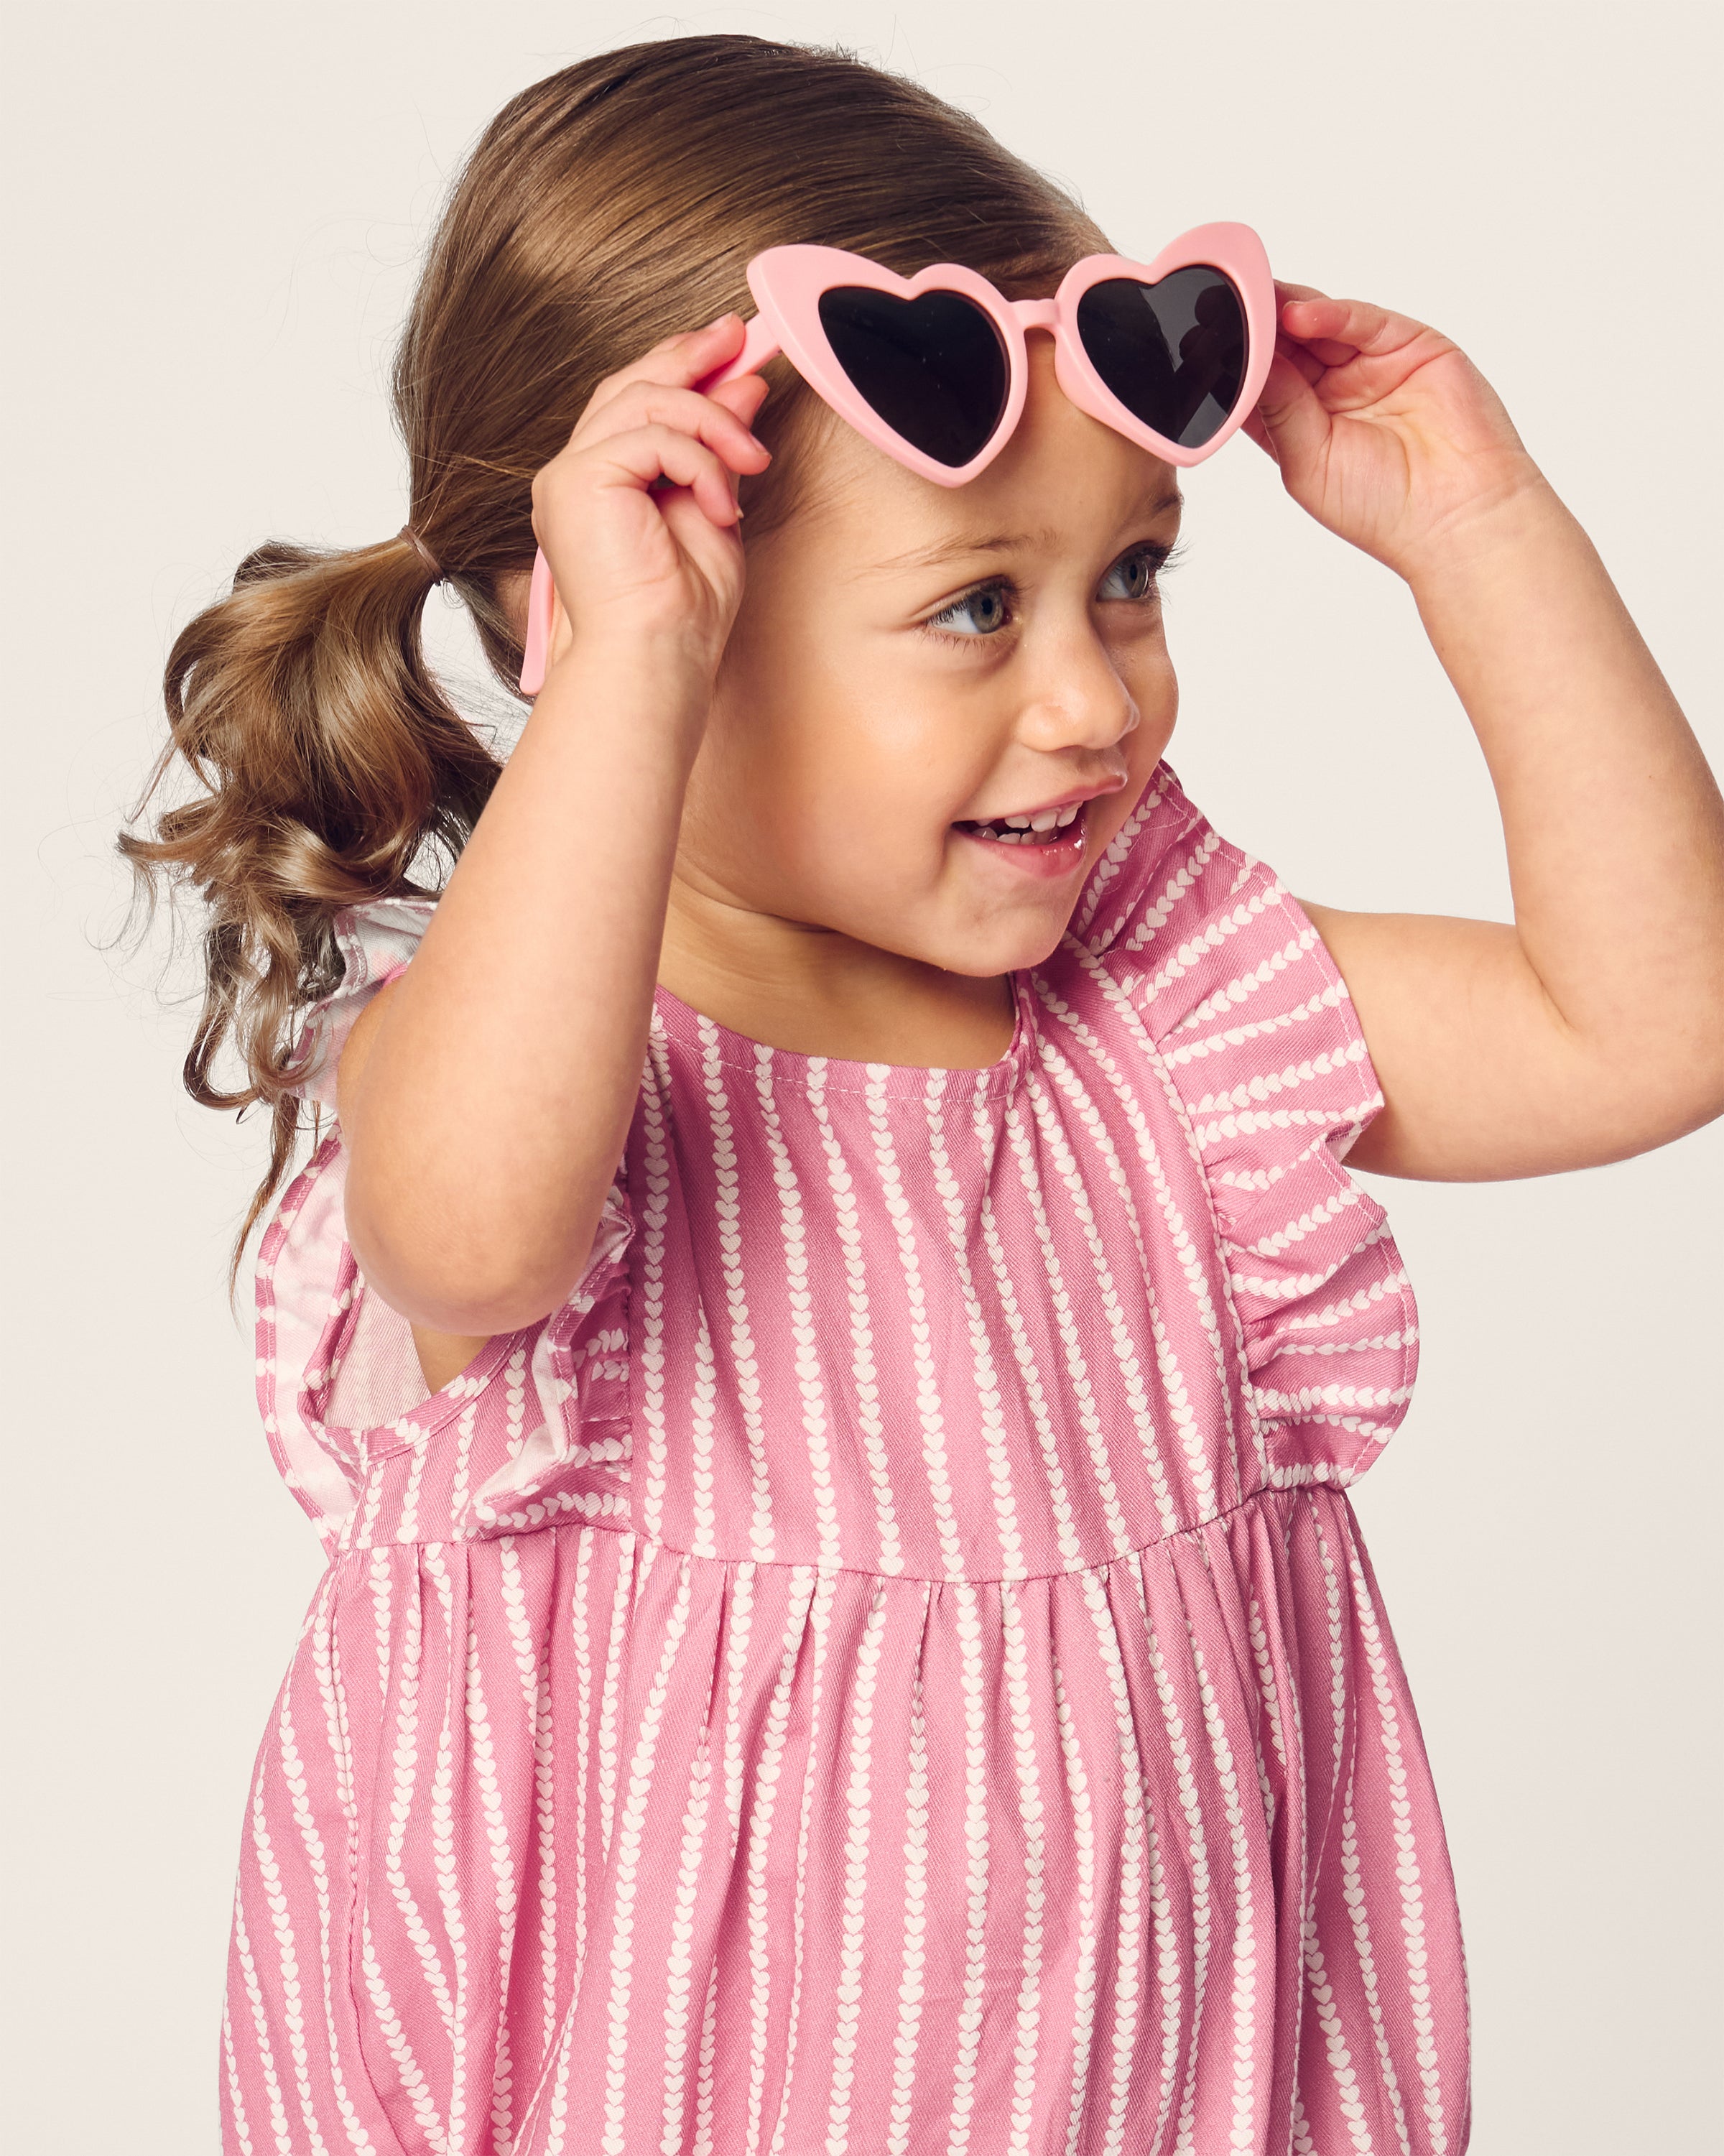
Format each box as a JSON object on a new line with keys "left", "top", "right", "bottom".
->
{"left": 529, "top": 313, "right": 772, "bottom": 683}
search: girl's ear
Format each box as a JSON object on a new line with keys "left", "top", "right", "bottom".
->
{"left": 497, "top": 566, "right": 534, "bottom": 649}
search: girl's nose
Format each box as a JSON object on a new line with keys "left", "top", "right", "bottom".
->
{"left": 1016, "top": 634, "right": 1141, "bottom": 754}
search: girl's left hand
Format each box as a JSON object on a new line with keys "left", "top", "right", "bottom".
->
{"left": 1243, "top": 284, "right": 1546, "bottom": 582}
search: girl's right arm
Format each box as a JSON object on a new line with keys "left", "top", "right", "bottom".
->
{"left": 335, "top": 315, "right": 771, "bottom": 1346}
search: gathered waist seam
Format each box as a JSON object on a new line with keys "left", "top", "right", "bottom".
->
{"left": 333, "top": 1481, "right": 1347, "bottom": 1583}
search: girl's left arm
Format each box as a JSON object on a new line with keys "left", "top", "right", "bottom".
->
{"left": 1248, "top": 284, "right": 1724, "bottom": 1179}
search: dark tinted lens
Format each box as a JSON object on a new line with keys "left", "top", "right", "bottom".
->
{"left": 817, "top": 285, "right": 1009, "bottom": 467}
{"left": 1075, "top": 267, "right": 1247, "bottom": 448}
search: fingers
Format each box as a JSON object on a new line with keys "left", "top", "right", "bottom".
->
{"left": 1277, "top": 290, "right": 1429, "bottom": 367}
{"left": 575, "top": 378, "right": 769, "bottom": 480}
{"left": 584, "top": 313, "right": 751, "bottom": 415}
{"left": 706, "top": 371, "right": 771, "bottom": 431}
{"left": 529, "top": 323, "right": 779, "bottom": 603}
{"left": 656, "top": 482, "right": 740, "bottom": 576}
{"left": 1274, "top": 333, "right": 1327, "bottom": 389}
{"left": 1246, "top": 348, "right": 1331, "bottom": 481}
{"left": 702, "top": 375, "right": 771, "bottom": 513}
{"left": 531, "top": 417, "right": 744, "bottom": 537}
{"left": 1267, "top": 282, "right": 1347, "bottom": 377}
{"left": 591, "top": 423, "right": 749, "bottom": 528}
{"left": 537, "top": 315, "right": 775, "bottom": 542}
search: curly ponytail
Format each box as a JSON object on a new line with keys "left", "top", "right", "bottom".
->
{"left": 121, "top": 533, "right": 500, "bottom": 1259}
{"left": 121, "top": 32, "right": 1103, "bottom": 1274}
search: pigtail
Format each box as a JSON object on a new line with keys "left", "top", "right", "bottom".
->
{"left": 121, "top": 530, "right": 501, "bottom": 1274}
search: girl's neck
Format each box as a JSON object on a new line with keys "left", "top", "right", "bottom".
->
{"left": 657, "top": 881, "right": 1016, "bottom": 1070}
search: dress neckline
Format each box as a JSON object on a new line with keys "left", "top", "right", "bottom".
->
{"left": 649, "top": 970, "right": 1034, "bottom": 1101}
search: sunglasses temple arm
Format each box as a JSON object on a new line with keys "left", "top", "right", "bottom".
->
{"left": 695, "top": 310, "right": 782, "bottom": 392}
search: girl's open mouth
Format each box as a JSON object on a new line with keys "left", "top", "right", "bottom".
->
{"left": 952, "top": 798, "right": 1089, "bottom": 875}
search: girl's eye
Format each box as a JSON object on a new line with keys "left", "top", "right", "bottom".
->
{"left": 925, "top": 581, "right": 1014, "bottom": 639}
{"left": 1098, "top": 543, "right": 1173, "bottom": 602}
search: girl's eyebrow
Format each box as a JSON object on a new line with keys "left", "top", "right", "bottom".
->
{"left": 865, "top": 529, "right": 1052, "bottom": 579}
{"left": 864, "top": 488, "right": 1184, "bottom": 580}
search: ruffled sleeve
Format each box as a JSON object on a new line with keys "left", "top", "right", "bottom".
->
{"left": 1075, "top": 763, "right": 1419, "bottom": 1486}
{"left": 256, "top": 899, "right": 635, "bottom": 1548}
{"left": 285, "top": 895, "right": 436, "bottom": 1109}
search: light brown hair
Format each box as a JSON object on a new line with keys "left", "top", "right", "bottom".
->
{"left": 120, "top": 32, "right": 1106, "bottom": 1269}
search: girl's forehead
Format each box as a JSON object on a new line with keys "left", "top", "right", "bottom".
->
{"left": 777, "top": 405, "right": 1182, "bottom": 586}
{"left": 766, "top": 340, "right": 1180, "bottom": 580}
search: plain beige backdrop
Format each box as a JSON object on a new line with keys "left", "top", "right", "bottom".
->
{"left": 5, "top": 4, "right": 1720, "bottom": 2150}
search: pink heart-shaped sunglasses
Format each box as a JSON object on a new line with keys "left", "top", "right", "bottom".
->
{"left": 520, "top": 221, "right": 1274, "bottom": 693}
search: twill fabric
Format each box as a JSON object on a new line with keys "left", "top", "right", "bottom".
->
{"left": 222, "top": 764, "right": 1469, "bottom": 2156}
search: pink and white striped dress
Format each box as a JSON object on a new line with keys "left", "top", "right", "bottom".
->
{"left": 224, "top": 763, "right": 1469, "bottom": 2156}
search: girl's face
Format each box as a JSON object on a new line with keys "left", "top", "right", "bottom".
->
{"left": 680, "top": 339, "right": 1183, "bottom": 980}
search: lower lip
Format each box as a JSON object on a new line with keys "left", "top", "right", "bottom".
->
{"left": 952, "top": 805, "right": 1090, "bottom": 880}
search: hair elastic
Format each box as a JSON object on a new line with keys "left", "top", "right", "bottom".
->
{"left": 399, "top": 524, "right": 443, "bottom": 583}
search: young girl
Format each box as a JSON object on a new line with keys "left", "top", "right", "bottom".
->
{"left": 126, "top": 32, "right": 1724, "bottom": 2156}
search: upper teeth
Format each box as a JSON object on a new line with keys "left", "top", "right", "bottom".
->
{"left": 985, "top": 802, "right": 1080, "bottom": 838}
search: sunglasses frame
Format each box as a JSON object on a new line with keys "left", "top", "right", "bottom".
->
{"left": 520, "top": 221, "right": 1274, "bottom": 693}
{"left": 708, "top": 222, "right": 1275, "bottom": 484}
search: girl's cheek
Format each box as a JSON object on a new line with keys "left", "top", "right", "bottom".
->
{"left": 1131, "top": 651, "right": 1179, "bottom": 753}
{"left": 1139, "top": 696, "right": 1177, "bottom": 764}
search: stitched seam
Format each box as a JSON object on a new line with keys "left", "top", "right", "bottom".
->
{"left": 338, "top": 1483, "right": 1314, "bottom": 1581}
